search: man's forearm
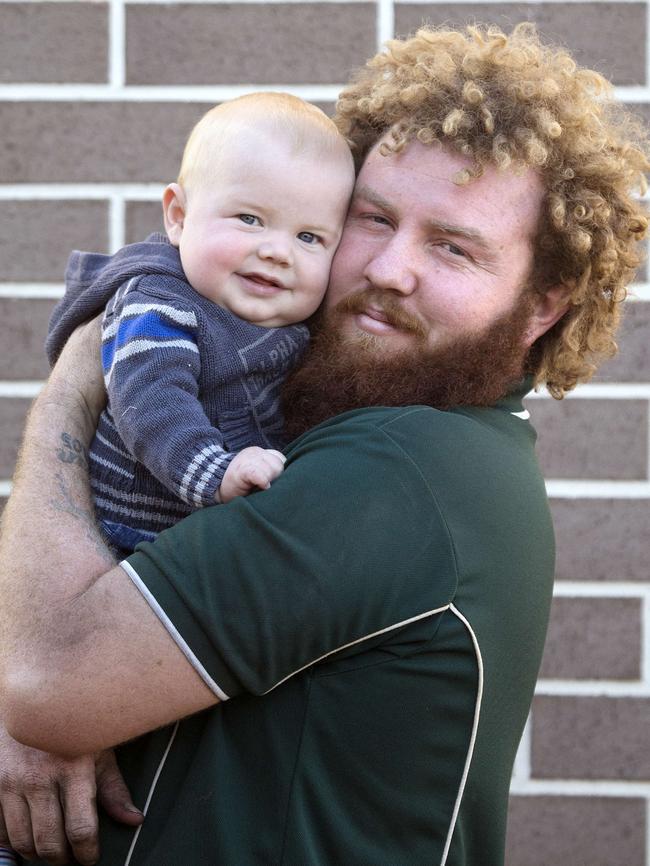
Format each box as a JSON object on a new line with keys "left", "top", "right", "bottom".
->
{"left": 0, "top": 321, "right": 219, "bottom": 757}
{"left": 0, "top": 322, "right": 114, "bottom": 714}
{"left": 1, "top": 383, "right": 114, "bottom": 597}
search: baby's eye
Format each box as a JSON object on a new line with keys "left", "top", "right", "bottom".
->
{"left": 238, "top": 214, "right": 261, "bottom": 226}
{"left": 297, "top": 231, "right": 321, "bottom": 245}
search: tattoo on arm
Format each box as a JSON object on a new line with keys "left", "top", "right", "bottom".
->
{"left": 53, "top": 431, "right": 115, "bottom": 566}
{"left": 57, "top": 432, "right": 89, "bottom": 469}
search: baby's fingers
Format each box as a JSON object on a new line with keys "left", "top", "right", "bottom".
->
{"left": 260, "top": 450, "right": 286, "bottom": 479}
{"left": 242, "top": 452, "right": 285, "bottom": 489}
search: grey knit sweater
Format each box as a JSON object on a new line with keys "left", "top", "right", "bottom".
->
{"left": 46, "top": 234, "right": 310, "bottom": 539}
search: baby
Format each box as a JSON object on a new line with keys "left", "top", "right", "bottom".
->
{"left": 46, "top": 92, "right": 355, "bottom": 552}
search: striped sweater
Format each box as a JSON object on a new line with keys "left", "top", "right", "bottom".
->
{"left": 46, "top": 234, "right": 310, "bottom": 538}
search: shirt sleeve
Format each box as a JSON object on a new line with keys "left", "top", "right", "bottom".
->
{"left": 102, "top": 281, "right": 235, "bottom": 506}
{"left": 122, "top": 408, "right": 459, "bottom": 699}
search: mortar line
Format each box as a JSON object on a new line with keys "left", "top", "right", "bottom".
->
{"left": 646, "top": 0, "right": 650, "bottom": 89}
{"left": 511, "top": 713, "right": 532, "bottom": 784}
{"left": 109, "top": 195, "right": 126, "bottom": 252}
{"left": 377, "top": 0, "right": 394, "bottom": 48}
{"left": 109, "top": 0, "right": 126, "bottom": 89}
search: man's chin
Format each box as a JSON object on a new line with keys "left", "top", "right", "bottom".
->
{"left": 282, "top": 296, "right": 535, "bottom": 441}
{"left": 346, "top": 330, "right": 420, "bottom": 356}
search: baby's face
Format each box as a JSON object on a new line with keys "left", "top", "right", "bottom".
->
{"left": 171, "top": 139, "right": 354, "bottom": 328}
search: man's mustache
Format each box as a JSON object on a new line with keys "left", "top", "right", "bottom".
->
{"left": 332, "top": 289, "right": 428, "bottom": 340}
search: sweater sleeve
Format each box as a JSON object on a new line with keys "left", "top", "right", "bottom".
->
{"left": 102, "top": 282, "right": 235, "bottom": 506}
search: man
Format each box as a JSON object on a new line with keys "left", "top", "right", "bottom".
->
{"left": 0, "top": 23, "right": 647, "bottom": 866}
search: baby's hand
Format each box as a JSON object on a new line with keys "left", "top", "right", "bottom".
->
{"left": 218, "top": 447, "right": 286, "bottom": 503}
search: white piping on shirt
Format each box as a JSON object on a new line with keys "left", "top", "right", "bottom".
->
{"left": 263, "top": 604, "right": 452, "bottom": 695}
{"left": 440, "top": 604, "right": 485, "bottom": 866}
{"left": 122, "top": 558, "right": 451, "bottom": 699}
{"left": 115, "top": 565, "right": 485, "bottom": 863}
{"left": 123, "top": 721, "right": 180, "bottom": 866}
{"left": 120, "top": 560, "right": 230, "bottom": 701}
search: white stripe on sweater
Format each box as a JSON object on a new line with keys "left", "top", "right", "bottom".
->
{"left": 93, "top": 495, "right": 179, "bottom": 526}
{"left": 94, "top": 427, "right": 133, "bottom": 459}
{"left": 89, "top": 452, "right": 135, "bottom": 479}
{"left": 91, "top": 478, "right": 190, "bottom": 511}
{"left": 179, "top": 443, "right": 228, "bottom": 505}
{"left": 105, "top": 338, "right": 199, "bottom": 386}
{"left": 192, "top": 453, "right": 233, "bottom": 504}
{"left": 103, "top": 303, "right": 198, "bottom": 340}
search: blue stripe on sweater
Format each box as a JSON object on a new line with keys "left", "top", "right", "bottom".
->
{"left": 102, "top": 311, "right": 195, "bottom": 371}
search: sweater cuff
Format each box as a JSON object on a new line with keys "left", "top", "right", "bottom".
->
{"left": 178, "top": 448, "right": 236, "bottom": 507}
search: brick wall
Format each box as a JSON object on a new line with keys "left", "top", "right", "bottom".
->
{"left": 1, "top": 2, "right": 648, "bottom": 863}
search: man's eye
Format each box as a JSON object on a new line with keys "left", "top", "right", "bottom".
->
{"left": 365, "top": 214, "right": 390, "bottom": 225}
{"left": 441, "top": 242, "right": 467, "bottom": 258}
{"left": 238, "top": 214, "right": 261, "bottom": 226}
{"left": 297, "top": 231, "right": 321, "bottom": 245}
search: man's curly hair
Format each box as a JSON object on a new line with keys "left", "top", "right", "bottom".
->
{"left": 334, "top": 23, "right": 650, "bottom": 397}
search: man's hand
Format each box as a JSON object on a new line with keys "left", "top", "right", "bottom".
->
{"left": 218, "top": 447, "right": 286, "bottom": 503}
{"left": 0, "top": 726, "right": 142, "bottom": 865}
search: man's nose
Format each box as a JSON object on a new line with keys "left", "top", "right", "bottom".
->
{"left": 257, "top": 235, "right": 293, "bottom": 267}
{"left": 362, "top": 236, "right": 417, "bottom": 295}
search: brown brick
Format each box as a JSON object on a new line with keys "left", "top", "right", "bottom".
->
{"left": 506, "top": 796, "right": 646, "bottom": 866}
{"left": 0, "top": 102, "right": 213, "bottom": 184}
{"left": 528, "top": 399, "right": 647, "bottom": 480}
{"left": 539, "top": 597, "right": 641, "bottom": 680}
{"left": 0, "top": 3, "right": 108, "bottom": 83}
{"left": 395, "top": 4, "right": 646, "bottom": 86}
{"left": 597, "top": 302, "right": 650, "bottom": 382}
{"left": 0, "top": 398, "right": 33, "bottom": 479}
{"left": 0, "top": 298, "right": 57, "bottom": 380}
{"left": 126, "top": 4, "right": 376, "bottom": 85}
{"left": 125, "top": 202, "right": 165, "bottom": 246}
{"left": 531, "top": 696, "right": 650, "bottom": 779}
{"left": 551, "top": 498, "right": 649, "bottom": 582}
{"left": 0, "top": 201, "right": 109, "bottom": 282}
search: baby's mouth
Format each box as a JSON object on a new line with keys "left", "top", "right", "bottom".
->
{"left": 239, "top": 272, "right": 286, "bottom": 291}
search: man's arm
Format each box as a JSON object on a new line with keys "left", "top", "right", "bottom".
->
{"left": 0, "top": 320, "right": 218, "bottom": 758}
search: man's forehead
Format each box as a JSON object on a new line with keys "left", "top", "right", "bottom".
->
{"left": 354, "top": 139, "right": 544, "bottom": 233}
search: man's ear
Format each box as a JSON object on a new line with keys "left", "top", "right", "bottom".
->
{"left": 524, "top": 284, "right": 571, "bottom": 347}
{"left": 162, "top": 183, "right": 187, "bottom": 247}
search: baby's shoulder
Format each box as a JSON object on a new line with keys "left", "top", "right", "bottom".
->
{"left": 124, "top": 273, "right": 199, "bottom": 308}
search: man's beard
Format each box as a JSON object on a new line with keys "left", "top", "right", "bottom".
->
{"left": 282, "top": 287, "right": 536, "bottom": 441}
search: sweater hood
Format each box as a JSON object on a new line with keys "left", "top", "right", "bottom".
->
{"left": 46, "top": 233, "right": 185, "bottom": 365}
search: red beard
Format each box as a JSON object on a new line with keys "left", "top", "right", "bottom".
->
{"left": 282, "top": 288, "right": 536, "bottom": 441}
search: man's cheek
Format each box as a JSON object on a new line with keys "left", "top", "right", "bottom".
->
{"left": 326, "top": 250, "right": 364, "bottom": 307}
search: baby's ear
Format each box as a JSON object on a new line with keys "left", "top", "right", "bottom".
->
{"left": 162, "top": 184, "right": 187, "bottom": 246}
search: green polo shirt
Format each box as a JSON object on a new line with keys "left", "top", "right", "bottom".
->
{"left": 93, "top": 387, "right": 554, "bottom": 866}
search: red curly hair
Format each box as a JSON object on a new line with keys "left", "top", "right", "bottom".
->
{"left": 334, "top": 23, "right": 650, "bottom": 396}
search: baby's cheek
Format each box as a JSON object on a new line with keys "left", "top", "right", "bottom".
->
{"left": 312, "top": 267, "right": 333, "bottom": 303}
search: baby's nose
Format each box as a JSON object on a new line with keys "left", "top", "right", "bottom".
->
{"left": 257, "top": 236, "right": 293, "bottom": 266}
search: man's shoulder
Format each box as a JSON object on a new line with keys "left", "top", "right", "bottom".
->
{"left": 287, "top": 402, "right": 541, "bottom": 503}
{"left": 294, "top": 403, "right": 525, "bottom": 451}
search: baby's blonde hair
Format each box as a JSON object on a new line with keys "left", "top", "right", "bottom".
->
{"left": 178, "top": 92, "right": 352, "bottom": 190}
